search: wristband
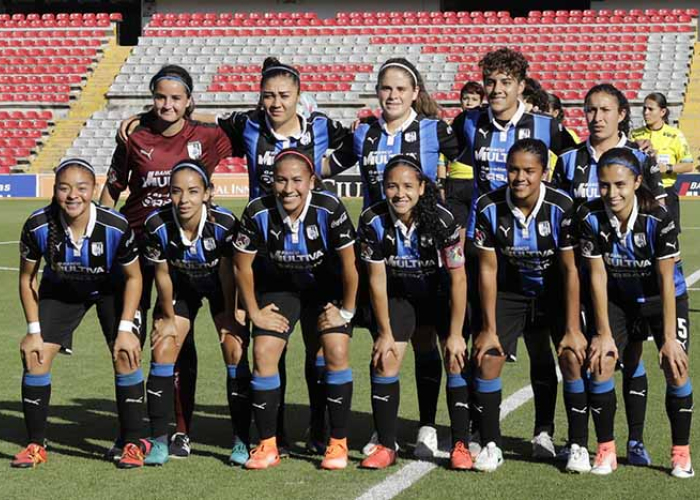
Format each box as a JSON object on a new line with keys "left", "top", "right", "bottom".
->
{"left": 27, "top": 322, "right": 41, "bottom": 335}
{"left": 118, "top": 320, "right": 135, "bottom": 333}
{"left": 339, "top": 308, "right": 355, "bottom": 321}
{"left": 436, "top": 178, "right": 446, "bottom": 190}
{"left": 666, "top": 164, "right": 674, "bottom": 174}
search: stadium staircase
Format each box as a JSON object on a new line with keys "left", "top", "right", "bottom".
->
{"left": 679, "top": 42, "right": 700, "bottom": 158}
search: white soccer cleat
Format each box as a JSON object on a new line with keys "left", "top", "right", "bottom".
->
{"left": 531, "top": 431, "right": 556, "bottom": 459}
{"left": 468, "top": 432, "right": 482, "bottom": 460}
{"left": 474, "top": 441, "right": 504, "bottom": 472}
{"left": 671, "top": 445, "right": 695, "bottom": 479}
{"left": 413, "top": 425, "right": 439, "bottom": 459}
{"left": 362, "top": 430, "right": 399, "bottom": 457}
{"left": 565, "top": 444, "right": 592, "bottom": 473}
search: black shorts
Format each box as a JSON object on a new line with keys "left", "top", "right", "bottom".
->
{"left": 38, "top": 281, "right": 137, "bottom": 354}
{"left": 153, "top": 286, "right": 226, "bottom": 324}
{"left": 252, "top": 289, "right": 352, "bottom": 341}
{"left": 604, "top": 295, "right": 690, "bottom": 353}
{"left": 370, "top": 295, "right": 451, "bottom": 343}
{"left": 445, "top": 178, "right": 474, "bottom": 228}
{"left": 491, "top": 291, "right": 565, "bottom": 357}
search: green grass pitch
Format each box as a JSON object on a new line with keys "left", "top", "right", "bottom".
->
{"left": 0, "top": 198, "right": 698, "bottom": 499}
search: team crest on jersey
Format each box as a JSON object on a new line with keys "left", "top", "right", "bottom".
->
{"left": 203, "top": 237, "right": 216, "bottom": 251}
{"left": 299, "top": 132, "right": 311, "bottom": 146}
{"left": 187, "top": 141, "right": 203, "bottom": 160}
{"left": 404, "top": 131, "right": 417, "bottom": 143}
{"left": 537, "top": 221, "right": 551, "bottom": 237}
{"left": 581, "top": 240, "right": 595, "bottom": 257}
{"left": 634, "top": 233, "right": 647, "bottom": 247}
{"left": 518, "top": 129, "right": 531, "bottom": 140}
{"left": 235, "top": 233, "right": 251, "bottom": 249}
{"left": 474, "top": 228, "right": 486, "bottom": 246}
{"left": 91, "top": 242, "right": 104, "bottom": 256}
{"left": 360, "top": 242, "right": 374, "bottom": 260}
{"left": 306, "top": 225, "right": 319, "bottom": 240}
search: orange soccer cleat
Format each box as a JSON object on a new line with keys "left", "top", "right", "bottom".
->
{"left": 320, "top": 438, "right": 348, "bottom": 470}
{"left": 450, "top": 441, "right": 473, "bottom": 470}
{"left": 360, "top": 444, "right": 396, "bottom": 470}
{"left": 11, "top": 443, "right": 47, "bottom": 469}
{"left": 245, "top": 437, "right": 281, "bottom": 470}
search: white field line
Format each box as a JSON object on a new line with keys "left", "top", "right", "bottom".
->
{"left": 0, "top": 240, "right": 18, "bottom": 245}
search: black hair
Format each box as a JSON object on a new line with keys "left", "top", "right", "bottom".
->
{"left": 273, "top": 147, "right": 323, "bottom": 191}
{"left": 383, "top": 155, "right": 452, "bottom": 246}
{"left": 169, "top": 160, "right": 216, "bottom": 222}
{"left": 149, "top": 64, "right": 194, "bottom": 117}
{"left": 598, "top": 147, "right": 659, "bottom": 213}
{"left": 506, "top": 138, "right": 549, "bottom": 172}
{"left": 261, "top": 57, "right": 301, "bottom": 92}
{"left": 644, "top": 92, "right": 670, "bottom": 124}
{"left": 460, "top": 81, "right": 485, "bottom": 100}
{"left": 378, "top": 58, "right": 441, "bottom": 119}
{"left": 584, "top": 83, "right": 631, "bottom": 136}
{"left": 547, "top": 92, "right": 565, "bottom": 123}
{"left": 523, "top": 88, "right": 550, "bottom": 114}
{"left": 479, "top": 48, "right": 529, "bottom": 82}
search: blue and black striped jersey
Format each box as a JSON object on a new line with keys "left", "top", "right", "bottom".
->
{"left": 19, "top": 203, "right": 137, "bottom": 296}
{"left": 234, "top": 190, "right": 355, "bottom": 291}
{"left": 473, "top": 184, "right": 575, "bottom": 297}
{"left": 143, "top": 204, "right": 238, "bottom": 294}
{"left": 578, "top": 198, "right": 685, "bottom": 303}
{"left": 219, "top": 109, "right": 351, "bottom": 199}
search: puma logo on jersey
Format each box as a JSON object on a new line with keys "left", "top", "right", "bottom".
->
{"left": 147, "top": 389, "right": 163, "bottom": 398}
{"left": 340, "top": 231, "right": 352, "bottom": 240}
{"left": 327, "top": 397, "right": 343, "bottom": 405}
{"left": 499, "top": 225, "right": 511, "bottom": 238}
{"left": 629, "top": 390, "right": 647, "bottom": 397}
{"left": 454, "top": 402, "right": 469, "bottom": 409}
{"left": 140, "top": 148, "right": 154, "bottom": 160}
{"left": 23, "top": 398, "right": 41, "bottom": 406}
{"left": 270, "top": 229, "right": 282, "bottom": 240}
{"left": 478, "top": 128, "right": 489, "bottom": 138}
{"left": 571, "top": 406, "right": 588, "bottom": 414}
{"left": 252, "top": 402, "right": 267, "bottom": 410}
{"left": 600, "top": 232, "right": 610, "bottom": 242}
{"left": 372, "top": 394, "right": 391, "bottom": 402}
{"left": 367, "top": 136, "right": 378, "bottom": 145}
{"left": 576, "top": 164, "right": 589, "bottom": 173}
{"left": 386, "top": 233, "right": 396, "bottom": 244}
{"left": 666, "top": 242, "right": 677, "bottom": 250}
{"left": 591, "top": 406, "right": 602, "bottom": 415}
{"left": 125, "top": 396, "right": 144, "bottom": 404}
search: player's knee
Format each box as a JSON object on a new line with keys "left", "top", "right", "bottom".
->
{"left": 323, "top": 342, "right": 349, "bottom": 370}
{"left": 151, "top": 338, "right": 177, "bottom": 363}
{"left": 558, "top": 349, "right": 581, "bottom": 377}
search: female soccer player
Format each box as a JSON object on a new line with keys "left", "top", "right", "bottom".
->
{"left": 12, "top": 159, "right": 144, "bottom": 469}
{"left": 578, "top": 148, "right": 693, "bottom": 478}
{"left": 141, "top": 161, "right": 248, "bottom": 466}
{"left": 102, "top": 64, "right": 232, "bottom": 459}
{"left": 630, "top": 92, "right": 694, "bottom": 230}
{"left": 472, "top": 139, "right": 581, "bottom": 472}
{"left": 234, "top": 148, "right": 358, "bottom": 470}
{"left": 357, "top": 155, "right": 469, "bottom": 470}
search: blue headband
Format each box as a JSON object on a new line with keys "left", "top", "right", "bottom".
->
{"left": 55, "top": 158, "right": 95, "bottom": 175}
{"left": 171, "top": 162, "right": 210, "bottom": 185}
{"left": 262, "top": 65, "right": 300, "bottom": 79}
{"left": 599, "top": 157, "right": 641, "bottom": 176}
{"left": 153, "top": 75, "right": 191, "bottom": 94}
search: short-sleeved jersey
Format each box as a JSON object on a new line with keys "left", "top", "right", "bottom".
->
{"left": 107, "top": 118, "right": 232, "bottom": 233}
{"left": 453, "top": 102, "right": 576, "bottom": 238}
{"left": 218, "top": 109, "right": 351, "bottom": 200}
{"left": 234, "top": 190, "right": 355, "bottom": 291}
{"left": 552, "top": 136, "right": 666, "bottom": 206}
{"left": 578, "top": 198, "right": 686, "bottom": 303}
{"left": 474, "top": 185, "right": 575, "bottom": 297}
{"left": 330, "top": 110, "right": 460, "bottom": 208}
{"left": 143, "top": 204, "right": 238, "bottom": 294}
{"left": 629, "top": 124, "right": 694, "bottom": 188}
{"left": 20, "top": 203, "right": 137, "bottom": 297}
{"left": 358, "top": 200, "right": 461, "bottom": 298}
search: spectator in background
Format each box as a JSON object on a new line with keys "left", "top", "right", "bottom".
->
{"left": 460, "top": 81, "right": 485, "bottom": 111}
{"left": 546, "top": 93, "right": 581, "bottom": 144}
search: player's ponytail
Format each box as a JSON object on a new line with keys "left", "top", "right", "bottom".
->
{"left": 598, "top": 148, "right": 660, "bottom": 213}
{"left": 585, "top": 84, "right": 631, "bottom": 136}
{"left": 378, "top": 58, "right": 441, "bottom": 119}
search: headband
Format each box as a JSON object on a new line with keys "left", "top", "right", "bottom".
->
{"left": 379, "top": 62, "right": 418, "bottom": 86}
{"left": 274, "top": 149, "right": 314, "bottom": 174}
{"left": 152, "top": 75, "right": 191, "bottom": 95}
{"left": 171, "top": 162, "right": 210, "bottom": 185}
{"left": 598, "top": 157, "right": 641, "bottom": 176}
{"left": 55, "top": 158, "right": 95, "bottom": 176}
{"left": 385, "top": 155, "right": 422, "bottom": 173}
{"left": 262, "top": 65, "right": 300, "bottom": 79}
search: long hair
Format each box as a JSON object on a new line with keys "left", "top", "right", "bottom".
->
{"left": 377, "top": 58, "right": 441, "bottom": 119}
{"left": 547, "top": 92, "right": 565, "bottom": 123}
{"left": 644, "top": 92, "right": 670, "bottom": 125}
{"left": 598, "top": 148, "right": 659, "bottom": 213}
{"left": 585, "top": 83, "right": 631, "bottom": 136}
{"left": 149, "top": 64, "right": 194, "bottom": 117}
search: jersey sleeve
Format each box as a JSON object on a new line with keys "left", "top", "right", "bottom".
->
{"left": 437, "top": 120, "right": 460, "bottom": 161}
{"left": 473, "top": 206, "right": 496, "bottom": 251}
{"left": 327, "top": 133, "right": 358, "bottom": 175}
{"left": 655, "top": 210, "right": 680, "bottom": 260}
{"left": 327, "top": 117, "right": 352, "bottom": 150}
{"left": 578, "top": 211, "right": 602, "bottom": 259}
{"left": 558, "top": 205, "right": 576, "bottom": 251}
{"left": 105, "top": 134, "right": 131, "bottom": 199}
{"left": 19, "top": 219, "right": 41, "bottom": 262}
{"left": 220, "top": 214, "right": 238, "bottom": 259}
{"left": 641, "top": 154, "right": 666, "bottom": 199}
{"left": 675, "top": 130, "right": 694, "bottom": 164}
{"left": 116, "top": 226, "right": 139, "bottom": 265}
{"left": 328, "top": 202, "right": 356, "bottom": 250}
{"left": 213, "top": 125, "right": 233, "bottom": 162}
{"left": 233, "top": 208, "right": 263, "bottom": 254}
{"left": 439, "top": 214, "right": 465, "bottom": 269}
{"left": 357, "top": 219, "right": 384, "bottom": 263}
{"left": 550, "top": 119, "right": 576, "bottom": 154}
{"left": 550, "top": 155, "right": 570, "bottom": 193}
{"left": 451, "top": 111, "right": 467, "bottom": 151}
{"left": 143, "top": 224, "right": 167, "bottom": 263}
{"left": 217, "top": 112, "right": 247, "bottom": 158}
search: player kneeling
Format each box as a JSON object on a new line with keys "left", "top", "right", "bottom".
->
{"left": 358, "top": 156, "right": 469, "bottom": 470}
{"left": 234, "top": 148, "right": 358, "bottom": 470}
{"left": 579, "top": 148, "right": 693, "bottom": 478}
{"left": 12, "top": 159, "right": 145, "bottom": 469}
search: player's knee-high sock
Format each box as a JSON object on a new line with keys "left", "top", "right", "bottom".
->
{"left": 276, "top": 348, "right": 287, "bottom": 440}
{"left": 226, "top": 363, "right": 252, "bottom": 444}
{"left": 115, "top": 368, "right": 146, "bottom": 444}
{"left": 563, "top": 378, "right": 589, "bottom": 448}
{"left": 623, "top": 361, "right": 647, "bottom": 444}
{"left": 466, "top": 360, "right": 479, "bottom": 436}
{"left": 252, "top": 374, "right": 281, "bottom": 441}
{"left": 530, "top": 350, "right": 558, "bottom": 436}
{"left": 666, "top": 380, "right": 693, "bottom": 446}
{"left": 147, "top": 362, "right": 175, "bottom": 441}
{"left": 446, "top": 373, "right": 470, "bottom": 446}
{"left": 414, "top": 348, "right": 442, "bottom": 427}
{"left": 371, "top": 373, "right": 400, "bottom": 449}
{"left": 174, "top": 333, "right": 197, "bottom": 435}
{"left": 306, "top": 354, "right": 327, "bottom": 440}
{"left": 22, "top": 372, "right": 51, "bottom": 445}
{"left": 589, "top": 378, "right": 616, "bottom": 443}
{"left": 325, "top": 369, "right": 353, "bottom": 440}
{"left": 475, "top": 377, "right": 502, "bottom": 446}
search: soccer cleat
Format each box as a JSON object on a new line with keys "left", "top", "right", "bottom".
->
{"left": 556, "top": 444, "right": 571, "bottom": 462}
{"left": 591, "top": 441, "right": 617, "bottom": 475}
{"left": 414, "top": 425, "right": 439, "bottom": 459}
{"left": 144, "top": 439, "right": 169, "bottom": 466}
{"left": 169, "top": 432, "right": 191, "bottom": 459}
{"left": 531, "top": 431, "right": 556, "bottom": 459}
{"left": 468, "top": 432, "right": 482, "bottom": 460}
{"left": 320, "top": 438, "right": 348, "bottom": 470}
{"left": 627, "top": 440, "right": 651, "bottom": 466}
{"left": 474, "top": 442, "right": 504, "bottom": 472}
{"left": 671, "top": 445, "right": 695, "bottom": 479}
{"left": 362, "top": 430, "right": 399, "bottom": 457}
{"left": 105, "top": 437, "right": 124, "bottom": 462}
{"left": 565, "top": 444, "right": 592, "bottom": 473}
{"left": 304, "top": 427, "right": 327, "bottom": 455}
{"left": 229, "top": 436, "right": 250, "bottom": 466}
{"left": 449, "top": 441, "right": 473, "bottom": 470}
{"left": 360, "top": 445, "right": 397, "bottom": 469}
{"left": 11, "top": 443, "right": 47, "bottom": 469}
{"left": 277, "top": 434, "right": 290, "bottom": 459}
{"left": 245, "top": 437, "right": 280, "bottom": 470}
{"left": 117, "top": 442, "right": 146, "bottom": 469}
